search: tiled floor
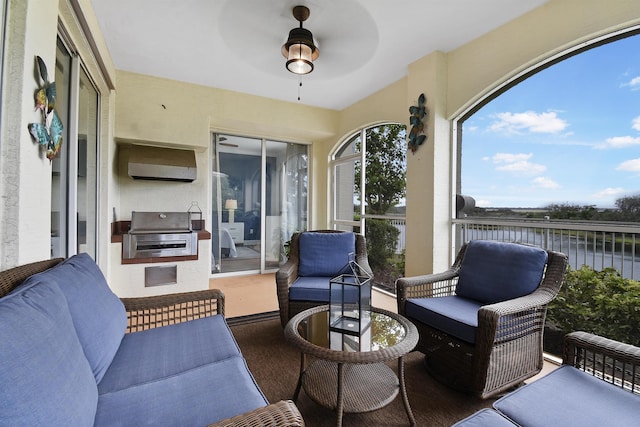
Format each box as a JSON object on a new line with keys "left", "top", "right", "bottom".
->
{"left": 209, "top": 273, "right": 279, "bottom": 318}
{"left": 209, "top": 273, "right": 397, "bottom": 319}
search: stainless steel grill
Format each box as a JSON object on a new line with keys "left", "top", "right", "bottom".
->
{"left": 123, "top": 211, "right": 198, "bottom": 259}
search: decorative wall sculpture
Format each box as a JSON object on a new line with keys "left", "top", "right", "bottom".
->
{"left": 408, "top": 93, "right": 427, "bottom": 154}
{"left": 27, "top": 56, "right": 63, "bottom": 161}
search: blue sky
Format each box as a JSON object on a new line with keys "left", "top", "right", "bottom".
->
{"left": 462, "top": 33, "right": 640, "bottom": 209}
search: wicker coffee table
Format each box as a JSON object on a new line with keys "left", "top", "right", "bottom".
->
{"left": 284, "top": 305, "right": 418, "bottom": 426}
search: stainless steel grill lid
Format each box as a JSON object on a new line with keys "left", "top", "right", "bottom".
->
{"left": 129, "top": 211, "right": 192, "bottom": 234}
{"left": 123, "top": 211, "right": 197, "bottom": 259}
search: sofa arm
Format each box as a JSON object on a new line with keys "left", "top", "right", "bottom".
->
{"left": 563, "top": 331, "right": 640, "bottom": 393}
{"left": 207, "top": 400, "right": 305, "bottom": 427}
{"left": 121, "top": 289, "right": 225, "bottom": 333}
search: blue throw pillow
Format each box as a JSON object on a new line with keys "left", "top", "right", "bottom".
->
{"left": 19, "top": 253, "right": 127, "bottom": 383}
{"left": 0, "top": 281, "right": 98, "bottom": 425}
{"left": 455, "top": 240, "right": 548, "bottom": 304}
{"left": 298, "top": 232, "right": 356, "bottom": 277}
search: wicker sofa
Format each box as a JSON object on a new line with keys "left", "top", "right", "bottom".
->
{"left": 0, "top": 254, "right": 303, "bottom": 427}
{"left": 453, "top": 331, "right": 640, "bottom": 426}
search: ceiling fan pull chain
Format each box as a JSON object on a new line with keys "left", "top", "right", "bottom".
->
{"left": 298, "top": 76, "right": 303, "bottom": 101}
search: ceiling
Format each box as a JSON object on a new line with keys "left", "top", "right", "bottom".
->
{"left": 89, "top": 0, "right": 549, "bottom": 110}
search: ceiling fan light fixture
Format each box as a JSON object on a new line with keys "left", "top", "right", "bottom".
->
{"left": 282, "top": 6, "right": 319, "bottom": 75}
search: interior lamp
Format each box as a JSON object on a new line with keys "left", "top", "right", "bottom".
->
{"left": 225, "top": 199, "right": 237, "bottom": 223}
{"left": 281, "top": 6, "right": 319, "bottom": 75}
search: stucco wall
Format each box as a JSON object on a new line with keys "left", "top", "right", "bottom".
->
{"left": 403, "top": 0, "right": 640, "bottom": 275}
{"left": 447, "top": 0, "right": 640, "bottom": 119}
{"left": 0, "top": 0, "right": 58, "bottom": 267}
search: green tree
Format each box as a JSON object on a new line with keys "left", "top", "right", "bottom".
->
{"left": 365, "top": 219, "right": 400, "bottom": 270}
{"left": 545, "top": 203, "right": 597, "bottom": 220}
{"left": 615, "top": 194, "right": 640, "bottom": 221}
{"left": 355, "top": 124, "right": 406, "bottom": 215}
{"left": 547, "top": 266, "right": 640, "bottom": 347}
{"left": 353, "top": 124, "right": 407, "bottom": 288}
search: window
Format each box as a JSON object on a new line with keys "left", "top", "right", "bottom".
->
{"left": 455, "top": 27, "right": 640, "bottom": 355}
{"left": 51, "top": 38, "right": 99, "bottom": 258}
{"left": 458, "top": 30, "right": 640, "bottom": 215}
{"left": 331, "top": 123, "right": 407, "bottom": 292}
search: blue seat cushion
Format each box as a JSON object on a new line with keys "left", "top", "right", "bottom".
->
{"left": 289, "top": 276, "right": 359, "bottom": 303}
{"left": 452, "top": 408, "right": 515, "bottom": 426}
{"left": 455, "top": 240, "right": 548, "bottom": 304}
{"left": 405, "top": 296, "right": 481, "bottom": 343}
{"left": 98, "top": 315, "right": 241, "bottom": 392}
{"left": 0, "top": 281, "right": 98, "bottom": 425}
{"left": 95, "top": 356, "right": 268, "bottom": 427}
{"left": 19, "top": 253, "right": 127, "bottom": 383}
{"left": 494, "top": 365, "right": 640, "bottom": 427}
{"left": 298, "top": 232, "right": 355, "bottom": 277}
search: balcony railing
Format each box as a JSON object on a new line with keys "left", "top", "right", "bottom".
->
{"left": 453, "top": 217, "right": 640, "bottom": 280}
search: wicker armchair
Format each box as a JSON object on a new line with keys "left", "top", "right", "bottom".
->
{"left": 0, "top": 258, "right": 304, "bottom": 427}
{"left": 276, "top": 230, "right": 371, "bottom": 328}
{"left": 397, "top": 240, "right": 568, "bottom": 399}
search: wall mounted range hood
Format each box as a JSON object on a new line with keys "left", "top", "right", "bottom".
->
{"left": 125, "top": 144, "right": 197, "bottom": 182}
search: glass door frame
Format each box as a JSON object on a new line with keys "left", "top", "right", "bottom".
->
{"left": 52, "top": 34, "right": 100, "bottom": 259}
{"left": 211, "top": 132, "right": 309, "bottom": 276}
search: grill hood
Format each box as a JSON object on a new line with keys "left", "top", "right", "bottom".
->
{"left": 125, "top": 145, "right": 197, "bottom": 182}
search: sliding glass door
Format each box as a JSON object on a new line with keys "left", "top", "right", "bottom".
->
{"left": 211, "top": 134, "right": 307, "bottom": 274}
{"left": 51, "top": 37, "right": 98, "bottom": 258}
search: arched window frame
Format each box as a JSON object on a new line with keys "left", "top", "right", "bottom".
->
{"left": 452, "top": 24, "right": 640, "bottom": 212}
{"left": 330, "top": 127, "right": 366, "bottom": 232}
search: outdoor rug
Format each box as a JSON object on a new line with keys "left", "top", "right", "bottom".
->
{"left": 229, "top": 316, "right": 494, "bottom": 426}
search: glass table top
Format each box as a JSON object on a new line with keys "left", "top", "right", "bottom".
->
{"left": 298, "top": 309, "right": 407, "bottom": 353}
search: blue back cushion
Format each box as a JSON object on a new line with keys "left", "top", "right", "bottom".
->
{"left": 20, "top": 253, "right": 127, "bottom": 383}
{"left": 298, "top": 232, "right": 356, "bottom": 277}
{"left": 0, "top": 281, "right": 98, "bottom": 425}
{"left": 455, "top": 240, "right": 548, "bottom": 304}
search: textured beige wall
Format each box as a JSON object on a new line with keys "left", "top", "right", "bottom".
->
{"left": 402, "top": 0, "right": 640, "bottom": 275}
{"left": 447, "top": 0, "right": 640, "bottom": 119}
{"left": 113, "top": 71, "right": 340, "bottom": 224}
{"left": 0, "top": 0, "right": 58, "bottom": 267}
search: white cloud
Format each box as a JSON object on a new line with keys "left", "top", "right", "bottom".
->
{"left": 591, "top": 187, "right": 625, "bottom": 199}
{"left": 492, "top": 153, "right": 532, "bottom": 163}
{"left": 475, "top": 199, "right": 492, "bottom": 207}
{"left": 532, "top": 177, "right": 560, "bottom": 189}
{"left": 633, "top": 116, "right": 640, "bottom": 131}
{"left": 489, "top": 111, "right": 568, "bottom": 134}
{"left": 623, "top": 76, "right": 640, "bottom": 91}
{"left": 496, "top": 161, "right": 546, "bottom": 175}
{"left": 595, "top": 136, "right": 640, "bottom": 149}
{"left": 492, "top": 153, "right": 546, "bottom": 175}
{"left": 617, "top": 158, "right": 640, "bottom": 172}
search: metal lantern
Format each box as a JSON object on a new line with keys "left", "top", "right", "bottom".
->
{"left": 329, "top": 253, "right": 373, "bottom": 337}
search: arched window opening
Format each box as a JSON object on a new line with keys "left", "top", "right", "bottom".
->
{"left": 455, "top": 27, "right": 640, "bottom": 355}
{"left": 330, "top": 123, "right": 407, "bottom": 293}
